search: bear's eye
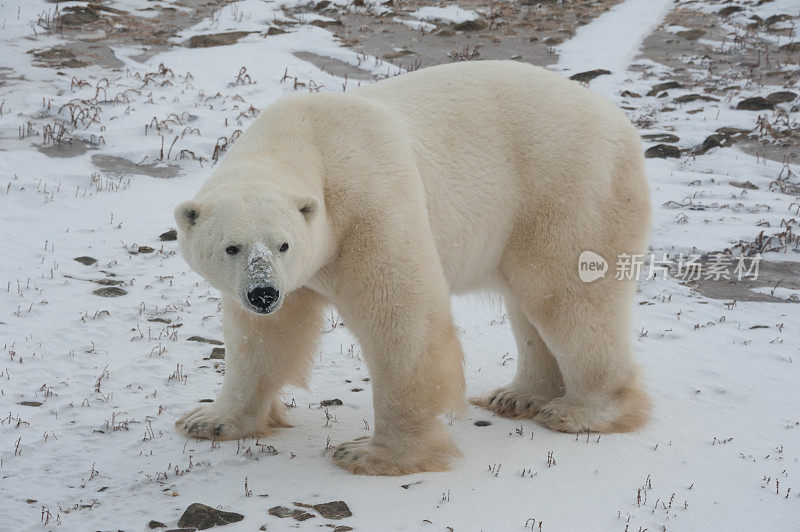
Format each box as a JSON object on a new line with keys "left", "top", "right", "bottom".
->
{"left": 279, "top": 242, "right": 289, "bottom": 253}
{"left": 225, "top": 245, "right": 239, "bottom": 255}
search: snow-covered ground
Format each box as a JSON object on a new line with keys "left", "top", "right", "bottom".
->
{"left": 1, "top": 0, "right": 798, "bottom": 530}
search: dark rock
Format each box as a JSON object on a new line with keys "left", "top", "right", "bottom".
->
{"left": 320, "top": 398, "right": 343, "bottom": 407}
{"left": 93, "top": 286, "right": 127, "bottom": 297}
{"left": 177, "top": 503, "right": 244, "bottom": 529}
{"left": 199, "top": 398, "right": 214, "bottom": 403}
{"left": 186, "top": 32, "right": 254, "bottom": 48}
{"left": 693, "top": 134, "right": 725, "bottom": 154}
{"left": 676, "top": 29, "right": 705, "bottom": 40}
{"left": 269, "top": 506, "right": 314, "bottom": 521}
{"left": 148, "top": 521, "right": 167, "bottom": 529}
{"left": 454, "top": 19, "right": 488, "bottom": 31}
{"left": 266, "top": 27, "right": 287, "bottom": 36}
{"left": 715, "top": 127, "right": 750, "bottom": 139}
{"left": 314, "top": 0, "right": 331, "bottom": 10}
{"left": 209, "top": 347, "right": 225, "bottom": 359}
{"left": 765, "top": 14, "right": 792, "bottom": 26}
{"left": 310, "top": 19, "right": 343, "bottom": 28}
{"left": 350, "top": 387, "right": 363, "bottom": 392}
{"left": 474, "top": 420, "right": 492, "bottom": 427}
{"left": 718, "top": 6, "right": 743, "bottom": 17}
{"left": 766, "top": 91, "right": 797, "bottom": 104}
{"left": 731, "top": 181, "right": 759, "bottom": 190}
{"left": 569, "top": 69, "right": 611, "bottom": 83}
{"left": 779, "top": 42, "right": 800, "bottom": 53}
{"left": 736, "top": 97, "right": 774, "bottom": 110}
{"left": 646, "top": 81, "right": 681, "bottom": 96}
{"left": 641, "top": 133, "right": 680, "bottom": 143}
{"left": 332, "top": 527, "right": 353, "bottom": 532}
{"left": 311, "top": 501, "right": 352, "bottom": 520}
{"left": 136, "top": 245, "right": 155, "bottom": 254}
{"left": 74, "top": 256, "right": 97, "bottom": 265}
{"left": 18, "top": 401, "right": 43, "bottom": 407}
{"left": 159, "top": 229, "right": 177, "bottom": 241}
{"left": 187, "top": 336, "right": 223, "bottom": 345}
{"left": 94, "top": 278, "right": 124, "bottom": 286}
{"left": 674, "top": 93, "right": 719, "bottom": 104}
{"left": 620, "top": 90, "right": 641, "bottom": 98}
{"left": 645, "top": 144, "right": 681, "bottom": 159}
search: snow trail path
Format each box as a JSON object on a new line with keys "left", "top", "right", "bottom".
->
{"left": 557, "top": 0, "right": 673, "bottom": 96}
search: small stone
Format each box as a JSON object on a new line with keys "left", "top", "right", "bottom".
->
{"left": 310, "top": 19, "right": 343, "bottom": 28}
{"left": 314, "top": 0, "right": 331, "bottom": 10}
{"left": 312, "top": 501, "right": 352, "bottom": 520}
{"left": 693, "top": 134, "right": 725, "bottom": 154}
{"left": 177, "top": 503, "right": 244, "bottom": 529}
{"left": 474, "top": 420, "right": 492, "bottom": 427}
{"left": 269, "top": 506, "right": 314, "bottom": 521}
{"left": 620, "top": 90, "right": 641, "bottom": 98}
{"left": 74, "top": 256, "right": 97, "bottom": 265}
{"left": 209, "top": 347, "right": 225, "bottom": 359}
{"left": 266, "top": 27, "right": 286, "bottom": 36}
{"left": 718, "top": 5, "right": 743, "bottom": 17}
{"left": 18, "top": 401, "right": 43, "bottom": 407}
{"left": 646, "top": 81, "right": 681, "bottom": 96}
{"left": 645, "top": 144, "right": 681, "bottom": 159}
{"left": 93, "top": 286, "right": 127, "bottom": 297}
{"left": 674, "top": 94, "right": 718, "bottom": 104}
{"left": 137, "top": 245, "right": 155, "bottom": 253}
{"left": 731, "top": 181, "right": 759, "bottom": 190}
{"left": 766, "top": 91, "right": 797, "bottom": 104}
{"left": 320, "top": 398, "right": 343, "bottom": 407}
{"left": 641, "top": 133, "right": 680, "bottom": 143}
{"left": 454, "top": 19, "right": 488, "bottom": 31}
{"left": 187, "top": 31, "right": 253, "bottom": 48}
{"left": 187, "top": 336, "right": 223, "bottom": 345}
{"left": 332, "top": 527, "right": 353, "bottom": 532}
{"left": 199, "top": 398, "right": 214, "bottom": 403}
{"left": 350, "top": 388, "right": 363, "bottom": 392}
{"left": 159, "top": 229, "right": 177, "bottom": 241}
{"left": 736, "top": 97, "right": 774, "bottom": 111}
{"left": 148, "top": 521, "right": 167, "bottom": 529}
{"left": 95, "top": 278, "right": 124, "bottom": 286}
{"left": 569, "top": 69, "right": 611, "bottom": 83}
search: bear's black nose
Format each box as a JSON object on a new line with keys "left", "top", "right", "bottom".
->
{"left": 247, "top": 286, "right": 279, "bottom": 311}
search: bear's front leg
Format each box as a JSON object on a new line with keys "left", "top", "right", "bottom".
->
{"left": 176, "top": 288, "right": 325, "bottom": 440}
{"left": 330, "top": 237, "right": 465, "bottom": 475}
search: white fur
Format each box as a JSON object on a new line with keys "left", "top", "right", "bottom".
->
{"left": 174, "top": 60, "right": 651, "bottom": 475}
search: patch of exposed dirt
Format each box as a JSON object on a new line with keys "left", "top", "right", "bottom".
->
{"left": 91, "top": 154, "right": 180, "bottom": 179}
{"left": 681, "top": 258, "right": 800, "bottom": 303}
{"left": 634, "top": 3, "right": 800, "bottom": 164}
{"left": 284, "top": 0, "right": 624, "bottom": 71}
{"left": 293, "top": 51, "right": 375, "bottom": 80}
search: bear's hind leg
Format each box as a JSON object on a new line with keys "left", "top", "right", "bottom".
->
{"left": 471, "top": 296, "right": 565, "bottom": 418}
{"left": 502, "top": 260, "right": 650, "bottom": 434}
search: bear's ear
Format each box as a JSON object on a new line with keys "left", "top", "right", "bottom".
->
{"left": 297, "top": 196, "right": 319, "bottom": 222}
{"left": 175, "top": 200, "right": 202, "bottom": 231}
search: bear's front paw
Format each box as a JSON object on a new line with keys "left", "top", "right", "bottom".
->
{"left": 175, "top": 404, "right": 267, "bottom": 440}
{"left": 332, "top": 433, "right": 458, "bottom": 476}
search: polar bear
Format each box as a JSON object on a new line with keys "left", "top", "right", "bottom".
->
{"left": 174, "top": 60, "right": 651, "bottom": 475}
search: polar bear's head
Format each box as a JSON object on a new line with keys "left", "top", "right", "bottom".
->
{"left": 174, "top": 193, "right": 321, "bottom": 315}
